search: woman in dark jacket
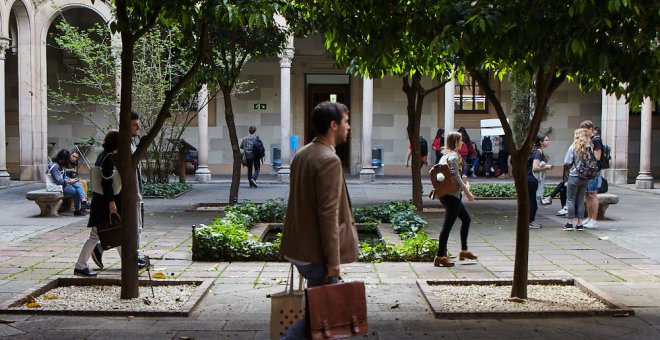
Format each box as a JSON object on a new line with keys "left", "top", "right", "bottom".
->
{"left": 73, "top": 130, "right": 120, "bottom": 277}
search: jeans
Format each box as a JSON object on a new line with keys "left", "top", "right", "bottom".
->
{"left": 527, "top": 175, "right": 538, "bottom": 222}
{"left": 587, "top": 172, "right": 602, "bottom": 193}
{"left": 566, "top": 176, "right": 589, "bottom": 220}
{"left": 280, "top": 263, "right": 340, "bottom": 340}
{"left": 483, "top": 152, "right": 493, "bottom": 176}
{"left": 549, "top": 181, "right": 567, "bottom": 207}
{"left": 437, "top": 195, "right": 471, "bottom": 257}
{"left": 63, "top": 182, "right": 85, "bottom": 211}
{"left": 246, "top": 157, "right": 260, "bottom": 181}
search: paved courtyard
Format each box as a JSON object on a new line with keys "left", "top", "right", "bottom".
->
{"left": 1, "top": 176, "right": 660, "bottom": 339}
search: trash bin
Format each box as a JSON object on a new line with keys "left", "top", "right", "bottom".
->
{"left": 371, "top": 146, "right": 384, "bottom": 176}
{"left": 271, "top": 145, "right": 281, "bottom": 174}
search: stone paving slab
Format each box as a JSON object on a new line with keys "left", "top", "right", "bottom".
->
{"left": 0, "top": 181, "right": 659, "bottom": 338}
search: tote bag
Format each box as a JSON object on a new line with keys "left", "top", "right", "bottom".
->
{"left": 90, "top": 153, "right": 122, "bottom": 195}
{"left": 45, "top": 163, "right": 63, "bottom": 192}
{"left": 270, "top": 264, "right": 305, "bottom": 340}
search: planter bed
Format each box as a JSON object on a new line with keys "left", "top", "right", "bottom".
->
{"left": 417, "top": 278, "right": 633, "bottom": 319}
{"left": 0, "top": 277, "right": 213, "bottom": 317}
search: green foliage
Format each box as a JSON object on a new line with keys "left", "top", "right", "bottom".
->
{"left": 470, "top": 183, "right": 554, "bottom": 198}
{"left": 192, "top": 200, "right": 435, "bottom": 262}
{"left": 510, "top": 78, "right": 551, "bottom": 149}
{"left": 390, "top": 210, "right": 428, "bottom": 237}
{"left": 352, "top": 201, "right": 416, "bottom": 223}
{"left": 358, "top": 231, "right": 437, "bottom": 262}
{"left": 257, "top": 198, "right": 287, "bottom": 223}
{"left": 142, "top": 183, "right": 191, "bottom": 198}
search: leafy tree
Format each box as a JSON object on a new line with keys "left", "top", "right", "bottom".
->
{"left": 424, "top": 0, "right": 660, "bottom": 298}
{"left": 509, "top": 77, "right": 551, "bottom": 149}
{"left": 284, "top": 1, "right": 454, "bottom": 210}
{"left": 199, "top": 1, "right": 290, "bottom": 205}
{"left": 48, "top": 20, "right": 208, "bottom": 183}
{"left": 93, "top": 0, "right": 290, "bottom": 298}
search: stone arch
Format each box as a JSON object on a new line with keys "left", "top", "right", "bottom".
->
{"left": 30, "top": 1, "right": 112, "bottom": 180}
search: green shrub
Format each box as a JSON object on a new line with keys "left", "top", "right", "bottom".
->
{"left": 470, "top": 183, "right": 555, "bottom": 198}
{"left": 142, "top": 182, "right": 191, "bottom": 197}
{"left": 257, "top": 198, "right": 287, "bottom": 223}
{"left": 390, "top": 210, "right": 427, "bottom": 237}
{"left": 357, "top": 231, "right": 436, "bottom": 262}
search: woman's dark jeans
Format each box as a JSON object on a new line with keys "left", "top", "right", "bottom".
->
{"left": 437, "top": 195, "right": 471, "bottom": 257}
{"left": 528, "top": 175, "right": 538, "bottom": 222}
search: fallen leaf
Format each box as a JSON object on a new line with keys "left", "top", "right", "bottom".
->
{"left": 151, "top": 272, "right": 167, "bottom": 279}
{"left": 389, "top": 303, "right": 400, "bottom": 309}
{"left": 598, "top": 236, "right": 609, "bottom": 240}
{"left": 43, "top": 295, "right": 59, "bottom": 300}
{"left": 0, "top": 319, "right": 15, "bottom": 324}
{"left": 25, "top": 302, "right": 41, "bottom": 308}
{"left": 207, "top": 264, "right": 220, "bottom": 271}
{"left": 25, "top": 295, "right": 36, "bottom": 303}
{"left": 153, "top": 267, "right": 167, "bottom": 271}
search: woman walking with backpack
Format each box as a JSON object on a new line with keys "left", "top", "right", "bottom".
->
{"left": 433, "top": 131, "right": 477, "bottom": 267}
{"left": 562, "top": 128, "right": 596, "bottom": 231}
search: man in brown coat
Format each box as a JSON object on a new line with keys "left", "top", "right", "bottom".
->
{"left": 279, "top": 101, "right": 358, "bottom": 339}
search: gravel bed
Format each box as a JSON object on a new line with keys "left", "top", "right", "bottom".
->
{"left": 14, "top": 284, "right": 197, "bottom": 312}
{"left": 431, "top": 284, "right": 608, "bottom": 312}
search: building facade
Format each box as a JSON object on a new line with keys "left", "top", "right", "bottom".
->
{"left": 1, "top": 0, "right": 657, "bottom": 188}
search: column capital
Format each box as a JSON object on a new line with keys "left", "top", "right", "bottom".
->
{"left": 279, "top": 48, "right": 294, "bottom": 68}
{"left": 0, "top": 37, "right": 10, "bottom": 60}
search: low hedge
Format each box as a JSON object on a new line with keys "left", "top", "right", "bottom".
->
{"left": 191, "top": 200, "right": 436, "bottom": 262}
{"left": 470, "top": 183, "right": 555, "bottom": 198}
{"left": 143, "top": 182, "right": 191, "bottom": 198}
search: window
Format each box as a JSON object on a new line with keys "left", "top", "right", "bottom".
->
{"left": 454, "top": 75, "right": 487, "bottom": 113}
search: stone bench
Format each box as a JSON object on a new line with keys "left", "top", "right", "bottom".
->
{"left": 596, "top": 193, "right": 618, "bottom": 220}
{"left": 26, "top": 190, "right": 74, "bottom": 217}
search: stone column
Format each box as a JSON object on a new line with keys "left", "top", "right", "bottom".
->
{"left": 277, "top": 47, "right": 294, "bottom": 183}
{"left": 635, "top": 97, "right": 654, "bottom": 189}
{"left": 0, "top": 37, "right": 11, "bottom": 186}
{"left": 601, "top": 91, "right": 629, "bottom": 185}
{"left": 359, "top": 77, "right": 375, "bottom": 182}
{"left": 195, "top": 85, "right": 212, "bottom": 183}
{"left": 444, "top": 79, "right": 455, "bottom": 134}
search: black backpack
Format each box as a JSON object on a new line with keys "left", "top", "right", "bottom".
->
{"left": 252, "top": 138, "right": 265, "bottom": 159}
{"left": 419, "top": 136, "right": 428, "bottom": 156}
{"left": 481, "top": 136, "right": 492, "bottom": 153}
{"left": 600, "top": 143, "right": 611, "bottom": 169}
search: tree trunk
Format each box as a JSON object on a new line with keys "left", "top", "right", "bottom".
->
{"left": 509, "top": 152, "right": 530, "bottom": 299}
{"left": 118, "top": 32, "right": 139, "bottom": 300}
{"left": 403, "top": 76, "right": 424, "bottom": 211}
{"left": 222, "top": 87, "right": 241, "bottom": 204}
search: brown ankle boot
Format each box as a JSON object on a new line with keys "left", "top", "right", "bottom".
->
{"left": 459, "top": 251, "right": 478, "bottom": 261}
{"left": 433, "top": 256, "right": 455, "bottom": 267}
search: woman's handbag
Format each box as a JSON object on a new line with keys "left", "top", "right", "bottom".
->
{"left": 269, "top": 264, "right": 305, "bottom": 340}
{"left": 98, "top": 213, "right": 122, "bottom": 250}
{"left": 45, "top": 163, "right": 63, "bottom": 192}
{"left": 429, "top": 163, "right": 458, "bottom": 199}
{"left": 305, "top": 281, "right": 368, "bottom": 340}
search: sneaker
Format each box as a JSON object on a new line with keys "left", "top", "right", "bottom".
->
{"left": 138, "top": 254, "right": 151, "bottom": 270}
{"left": 74, "top": 267, "right": 97, "bottom": 277}
{"left": 584, "top": 220, "right": 598, "bottom": 229}
{"left": 81, "top": 201, "right": 90, "bottom": 210}
{"left": 575, "top": 224, "right": 584, "bottom": 231}
{"left": 556, "top": 207, "right": 568, "bottom": 216}
{"left": 92, "top": 243, "right": 104, "bottom": 269}
{"left": 541, "top": 197, "right": 552, "bottom": 206}
{"left": 529, "top": 221, "right": 542, "bottom": 229}
{"left": 583, "top": 218, "right": 592, "bottom": 226}
{"left": 249, "top": 178, "right": 258, "bottom": 188}
{"left": 562, "top": 223, "right": 575, "bottom": 231}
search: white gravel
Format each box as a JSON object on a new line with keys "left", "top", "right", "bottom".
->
{"left": 431, "top": 284, "right": 608, "bottom": 312}
{"left": 14, "top": 284, "right": 197, "bottom": 312}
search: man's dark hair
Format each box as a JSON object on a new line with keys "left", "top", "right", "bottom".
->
{"left": 579, "top": 120, "right": 593, "bottom": 129}
{"left": 249, "top": 126, "right": 256, "bottom": 134}
{"left": 130, "top": 111, "right": 140, "bottom": 121}
{"left": 311, "top": 101, "right": 347, "bottom": 135}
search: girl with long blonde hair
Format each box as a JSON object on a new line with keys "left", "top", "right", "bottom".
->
{"left": 433, "top": 131, "right": 477, "bottom": 267}
{"left": 562, "top": 128, "right": 594, "bottom": 231}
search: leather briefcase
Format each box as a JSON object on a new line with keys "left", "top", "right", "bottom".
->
{"left": 305, "top": 281, "right": 368, "bottom": 339}
{"left": 98, "top": 213, "right": 122, "bottom": 250}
